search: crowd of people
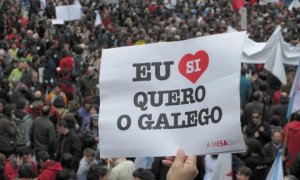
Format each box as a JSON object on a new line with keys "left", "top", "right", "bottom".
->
{"left": 0, "top": 0, "right": 299, "bottom": 179}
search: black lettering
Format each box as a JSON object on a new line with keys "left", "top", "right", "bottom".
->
{"left": 132, "top": 63, "right": 151, "bottom": 81}
{"left": 195, "top": 85, "right": 206, "bottom": 102}
{"left": 138, "top": 114, "right": 154, "bottom": 130}
{"left": 181, "top": 88, "right": 195, "bottom": 105}
{"left": 153, "top": 113, "right": 170, "bottom": 129}
{"left": 170, "top": 112, "right": 182, "bottom": 129}
{"left": 117, "top": 115, "right": 131, "bottom": 130}
{"left": 164, "top": 90, "right": 181, "bottom": 106}
{"left": 211, "top": 106, "right": 222, "bottom": 123}
{"left": 151, "top": 61, "right": 174, "bottom": 80}
{"left": 133, "top": 92, "right": 148, "bottom": 111}
{"left": 148, "top": 91, "right": 164, "bottom": 107}
{"left": 185, "top": 111, "right": 198, "bottom": 127}
{"left": 198, "top": 108, "right": 209, "bottom": 125}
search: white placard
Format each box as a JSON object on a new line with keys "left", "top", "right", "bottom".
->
{"left": 99, "top": 32, "right": 247, "bottom": 158}
{"left": 55, "top": 4, "right": 82, "bottom": 21}
{"left": 51, "top": 19, "right": 65, "bottom": 25}
{"left": 240, "top": 8, "right": 247, "bottom": 31}
{"left": 103, "top": 0, "right": 119, "bottom": 4}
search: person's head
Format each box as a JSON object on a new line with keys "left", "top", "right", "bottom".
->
{"left": 52, "top": 83, "right": 62, "bottom": 94}
{"left": 83, "top": 148, "right": 96, "bottom": 164}
{"left": 18, "top": 163, "right": 36, "bottom": 179}
{"left": 37, "top": 151, "right": 50, "bottom": 166}
{"left": 53, "top": 96, "right": 65, "bottom": 108}
{"left": 57, "top": 120, "right": 69, "bottom": 134}
{"left": 0, "top": 99, "right": 5, "bottom": 113}
{"left": 251, "top": 109, "right": 262, "bottom": 126}
{"left": 87, "top": 164, "right": 107, "bottom": 180}
{"left": 272, "top": 129, "right": 282, "bottom": 145}
{"left": 16, "top": 99, "right": 26, "bottom": 110}
{"left": 42, "top": 105, "right": 51, "bottom": 116}
{"left": 246, "top": 138, "right": 262, "bottom": 155}
{"left": 291, "top": 111, "right": 300, "bottom": 121}
{"left": 30, "top": 71, "right": 38, "bottom": 83}
{"left": 90, "top": 115, "right": 99, "bottom": 127}
{"left": 16, "top": 146, "right": 32, "bottom": 163}
{"left": 236, "top": 166, "right": 252, "bottom": 180}
{"left": 61, "top": 153, "right": 73, "bottom": 169}
{"left": 86, "top": 66, "right": 95, "bottom": 78}
{"left": 252, "top": 90, "right": 262, "bottom": 101}
{"left": 133, "top": 168, "right": 156, "bottom": 180}
{"left": 88, "top": 104, "right": 99, "bottom": 115}
{"left": 280, "top": 92, "right": 289, "bottom": 104}
{"left": 270, "top": 115, "right": 281, "bottom": 126}
{"left": 18, "top": 62, "right": 26, "bottom": 71}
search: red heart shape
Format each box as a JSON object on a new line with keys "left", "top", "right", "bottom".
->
{"left": 178, "top": 50, "right": 209, "bottom": 83}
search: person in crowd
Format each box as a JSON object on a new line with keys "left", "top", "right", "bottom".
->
{"left": 30, "top": 105, "right": 56, "bottom": 161}
{"left": 80, "top": 104, "right": 99, "bottom": 133}
{"left": 282, "top": 111, "right": 300, "bottom": 167}
{"left": 4, "top": 146, "right": 37, "bottom": 180}
{"left": 86, "top": 164, "right": 108, "bottom": 180}
{"left": 236, "top": 166, "right": 252, "bottom": 180}
{"left": 77, "top": 148, "right": 97, "bottom": 180}
{"left": 17, "top": 163, "right": 37, "bottom": 180}
{"left": 133, "top": 168, "right": 156, "bottom": 180}
{"left": 0, "top": 153, "right": 6, "bottom": 179}
{"left": 244, "top": 109, "right": 272, "bottom": 146}
{"left": 81, "top": 115, "right": 99, "bottom": 150}
{"left": 242, "top": 91, "right": 268, "bottom": 127}
{"left": 108, "top": 158, "right": 135, "bottom": 180}
{"left": 11, "top": 98, "right": 33, "bottom": 148}
{"left": 290, "top": 153, "right": 300, "bottom": 180}
{"left": 56, "top": 153, "right": 77, "bottom": 180}
{"left": 54, "top": 120, "right": 82, "bottom": 171}
{"left": 37, "top": 151, "right": 62, "bottom": 180}
{"left": 244, "top": 138, "right": 268, "bottom": 180}
{"left": 80, "top": 66, "right": 99, "bottom": 98}
{"left": 0, "top": 111, "right": 16, "bottom": 157}
{"left": 46, "top": 83, "right": 67, "bottom": 106}
{"left": 240, "top": 66, "right": 252, "bottom": 109}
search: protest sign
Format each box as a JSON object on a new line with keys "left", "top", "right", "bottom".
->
{"left": 51, "top": 19, "right": 64, "bottom": 25}
{"left": 99, "top": 32, "right": 247, "bottom": 158}
{"left": 55, "top": 4, "right": 82, "bottom": 21}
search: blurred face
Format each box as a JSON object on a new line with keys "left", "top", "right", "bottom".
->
{"left": 56, "top": 125, "right": 65, "bottom": 134}
{"left": 21, "top": 154, "right": 32, "bottom": 163}
{"left": 236, "top": 172, "right": 249, "bottom": 180}
{"left": 89, "top": 107, "right": 97, "bottom": 115}
{"left": 272, "top": 132, "right": 281, "bottom": 145}
{"left": 86, "top": 155, "right": 95, "bottom": 164}
{"left": 31, "top": 72, "right": 38, "bottom": 82}
{"left": 91, "top": 119, "right": 98, "bottom": 127}
{"left": 53, "top": 86, "right": 61, "bottom": 94}
{"left": 252, "top": 113, "right": 261, "bottom": 126}
{"left": 0, "top": 103, "right": 3, "bottom": 113}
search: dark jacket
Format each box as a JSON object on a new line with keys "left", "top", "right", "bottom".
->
{"left": 30, "top": 116, "right": 56, "bottom": 152}
{"left": 244, "top": 122, "right": 272, "bottom": 146}
{"left": 54, "top": 131, "right": 82, "bottom": 170}
{"left": 0, "top": 115, "right": 16, "bottom": 152}
{"left": 244, "top": 156, "right": 268, "bottom": 180}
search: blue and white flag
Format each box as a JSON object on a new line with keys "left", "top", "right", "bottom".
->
{"left": 286, "top": 61, "right": 300, "bottom": 118}
{"left": 266, "top": 149, "right": 284, "bottom": 180}
{"left": 94, "top": 10, "right": 102, "bottom": 27}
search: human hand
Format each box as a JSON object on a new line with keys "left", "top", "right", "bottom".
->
{"left": 16, "top": 157, "right": 23, "bottom": 167}
{"left": 165, "top": 149, "right": 198, "bottom": 180}
{"left": 259, "top": 126, "right": 264, "bottom": 132}
{"left": 254, "top": 131, "right": 260, "bottom": 138}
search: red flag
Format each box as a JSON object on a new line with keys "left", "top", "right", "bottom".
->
{"left": 250, "top": 0, "right": 257, "bottom": 5}
{"left": 232, "top": 0, "right": 245, "bottom": 11}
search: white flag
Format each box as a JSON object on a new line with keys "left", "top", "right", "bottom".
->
{"left": 211, "top": 154, "right": 232, "bottom": 180}
{"left": 94, "top": 10, "right": 102, "bottom": 27}
{"left": 266, "top": 150, "right": 284, "bottom": 180}
{"left": 289, "top": 0, "right": 300, "bottom": 11}
{"left": 264, "top": 26, "right": 287, "bottom": 84}
{"left": 287, "top": 61, "right": 300, "bottom": 117}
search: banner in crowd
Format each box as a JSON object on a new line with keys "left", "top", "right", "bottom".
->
{"left": 55, "top": 4, "right": 82, "bottom": 21}
{"left": 99, "top": 32, "right": 247, "bottom": 157}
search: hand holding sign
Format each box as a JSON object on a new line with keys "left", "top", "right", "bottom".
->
{"left": 166, "top": 149, "right": 198, "bottom": 180}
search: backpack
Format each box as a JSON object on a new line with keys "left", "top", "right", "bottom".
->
{"left": 60, "top": 78, "right": 74, "bottom": 100}
{"left": 11, "top": 113, "right": 33, "bottom": 147}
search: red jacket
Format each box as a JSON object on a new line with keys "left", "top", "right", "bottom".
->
{"left": 282, "top": 121, "right": 300, "bottom": 167}
{"left": 39, "top": 160, "right": 62, "bottom": 180}
{"left": 4, "top": 157, "right": 37, "bottom": 180}
{"left": 59, "top": 55, "right": 74, "bottom": 74}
